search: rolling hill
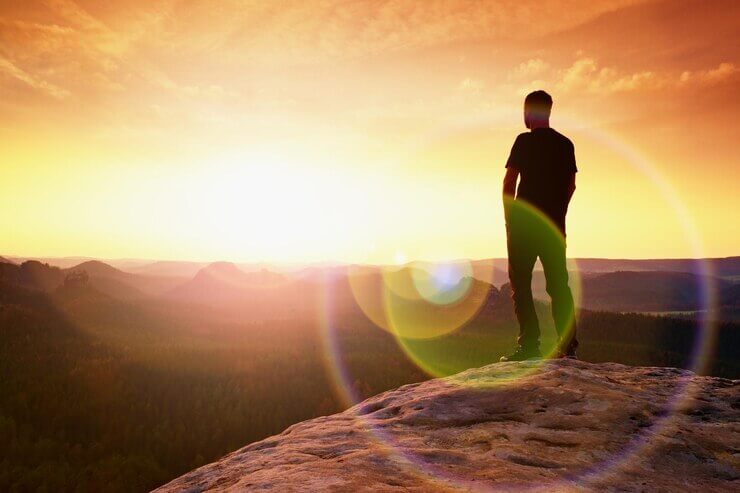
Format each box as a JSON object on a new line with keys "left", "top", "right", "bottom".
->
{"left": 577, "top": 270, "right": 731, "bottom": 312}
{"left": 0, "top": 259, "right": 186, "bottom": 301}
{"left": 165, "top": 262, "right": 290, "bottom": 306}
{"left": 62, "top": 260, "right": 187, "bottom": 299}
{"left": 129, "top": 260, "right": 208, "bottom": 278}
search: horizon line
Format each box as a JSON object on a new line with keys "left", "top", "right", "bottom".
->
{"left": 4, "top": 253, "right": 739, "bottom": 267}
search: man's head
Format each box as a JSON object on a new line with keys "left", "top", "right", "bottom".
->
{"left": 524, "top": 90, "right": 552, "bottom": 129}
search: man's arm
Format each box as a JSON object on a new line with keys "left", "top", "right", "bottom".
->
{"left": 503, "top": 167, "right": 519, "bottom": 198}
{"left": 502, "top": 167, "right": 519, "bottom": 223}
{"left": 566, "top": 172, "right": 576, "bottom": 203}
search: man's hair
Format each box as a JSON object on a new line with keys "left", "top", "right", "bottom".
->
{"left": 524, "top": 90, "right": 553, "bottom": 117}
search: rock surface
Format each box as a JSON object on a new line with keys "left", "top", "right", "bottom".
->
{"left": 154, "top": 360, "right": 738, "bottom": 492}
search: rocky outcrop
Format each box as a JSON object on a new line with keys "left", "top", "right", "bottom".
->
{"left": 154, "top": 360, "right": 738, "bottom": 492}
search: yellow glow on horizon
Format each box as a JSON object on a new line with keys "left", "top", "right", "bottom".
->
{"left": 1, "top": 119, "right": 735, "bottom": 263}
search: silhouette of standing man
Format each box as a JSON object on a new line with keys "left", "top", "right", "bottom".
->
{"left": 500, "top": 90, "right": 578, "bottom": 361}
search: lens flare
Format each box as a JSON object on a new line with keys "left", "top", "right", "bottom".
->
{"left": 347, "top": 265, "right": 390, "bottom": 331}
{"left": 411, "top": 261, "right": 473, "bottom": 305}
{"left": 384, "top": 266, "right": 490, "bottom": 340}
{"left": 382, "top": 266, "right": 424, "bottom": 301}
{"left": 348, "top": 260, "right": 495, "bottom": 341}
{"left": 387, "top": 199, "right": 582, "bottom": 381}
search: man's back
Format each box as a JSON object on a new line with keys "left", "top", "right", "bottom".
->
{"left": 505, "top": 127, "right": 577, "bottom": 234}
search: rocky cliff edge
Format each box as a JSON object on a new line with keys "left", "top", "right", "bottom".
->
{"left": 154, "top": 360, "right": 738, "bottom": 492}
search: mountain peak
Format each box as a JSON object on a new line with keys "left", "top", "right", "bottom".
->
{"left": 193, "top": 262, "right": 249, "bottom": 286}
{"left": 202, "top": 261, "right": 241, "bottom": 275}
{"left": 66, "top": 260, "right": 123, "bottom": 277}
{"left": 155, "top": 360, "right": 738, "bottom": 491}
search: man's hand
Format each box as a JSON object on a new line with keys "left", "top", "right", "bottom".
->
{"left": 502, "top": 167, "right": 519, "bottom": 224}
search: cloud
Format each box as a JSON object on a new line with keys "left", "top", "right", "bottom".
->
{"left": 509, "top": 59, "right": 550, "bottom": 80}
{"left": 0, "top": 55, "right": 70, "bottom": 99}
{"left": 557, "top": 58, "right": 661, "bottom": 94}
{"left": 458, "top": 78, "right": 485, "bottom": 93}
{"left": 0, "top": 0, "right": 734, "bottom": 132}
{"left": 0, "top": 0, "right": 244, "bottom": 105}
{"left": 43, "top": 0, "right": 108, "bottom": 32}
{"left": 0, "top": 2, "right": 125, "bottom": 101}
{"left": 509, "top": 57, "right": 739, "bottom": 96}
{"left": 210, "top": 1, "right": 641, "bottom": 65}
{"left": 0, "top": 0, "right": 644, "bottom": 108}
{"left": 679, "top": 62, "right": 738, "bottom": 86}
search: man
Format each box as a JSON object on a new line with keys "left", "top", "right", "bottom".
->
{"left": 500, "top": 90, "right": 578, "bottom": 361}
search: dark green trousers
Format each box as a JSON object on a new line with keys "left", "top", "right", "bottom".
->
{"left": 506, "top": 202, "right": 578, "bottom": 353}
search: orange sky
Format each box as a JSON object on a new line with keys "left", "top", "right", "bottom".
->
{"left": 1, "top": 0, "right": 738, "bottom": 263}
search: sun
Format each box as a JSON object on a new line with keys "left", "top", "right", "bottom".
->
{"left": 162, "top": 149, "right": 359, "bottom": 262}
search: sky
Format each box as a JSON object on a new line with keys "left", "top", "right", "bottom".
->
{"left": 1, "top": 0, "right": 738, "bottom": 264}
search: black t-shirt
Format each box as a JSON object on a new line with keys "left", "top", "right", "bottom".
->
{"left": 505, "top": 127, "right": 577, "bottom": 234}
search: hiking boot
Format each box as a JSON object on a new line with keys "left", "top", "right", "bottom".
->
{"left": 554, "top": 347, "right": 577, "bottom": 360}
{"left": 500, "top": 346, "right": 542, "bottom": 362}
